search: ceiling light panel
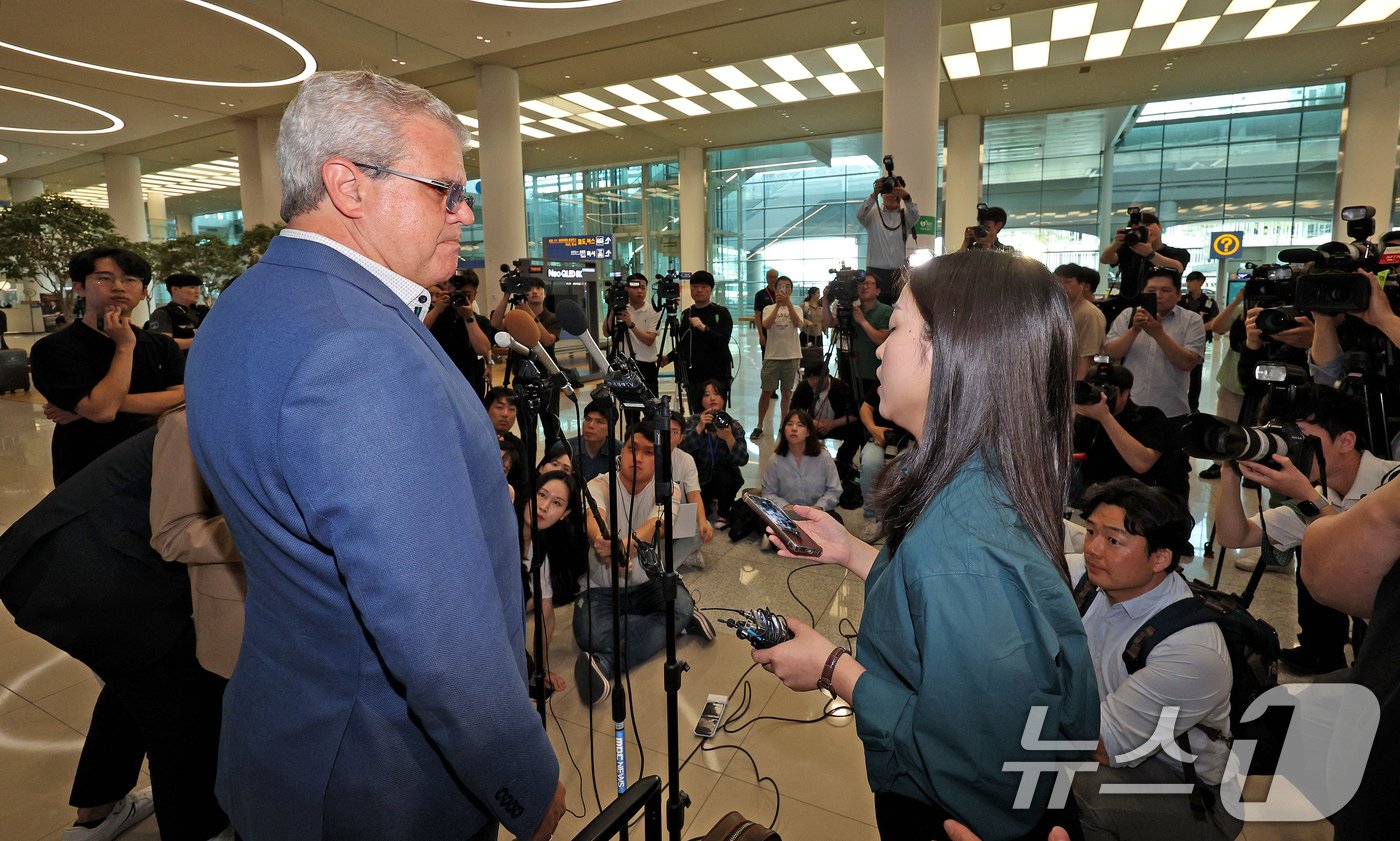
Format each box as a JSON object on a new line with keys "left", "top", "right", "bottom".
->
{"left": 1051, "top": 3, "right": 1098, "bottom": 40}
{"left": 1084, "top": 29, "right": 1131, "bottom": 60}
{"left": 619, "top": 104, "right": 666, "bottom": 122}
{"left": 762, "top": 82, "right": 806, "bottom": 103}
{"left": 1133, "top": 0, "right": 1187, "bottom": 28}
{"left": 706, "top": 66, "right": 758, "bottom": 89}
{"left": 561, "top": 91, "right": 613, "bottom": 111}
{"left": 1162, "top": 16, "right": 1220, "bottom": 49}
{"left": 1012, "top": 42, "right": 1051, "bottom": 70}
{"left": 764, "top": 55, "right": 814, "bottom": 81}
{"left": 1224, "top": 0, "right": 1276, "bottom": 12}
{"left": 711, "top": 90, "right": 757, "bottom": 110}
{"left": 521, "top": 100, "right": 571, "bottom": 118}
{"left": 577, "top": 111, "right": 624, "bottom": 127}
{"left": 826, "top": 43, "right": 874, "bottom": 72}
{"left": 542, "top": 118, "right": 589, "bottom": 133}
{"left": 605, "top": 84, "right": 657, "bottom": 104}
{"left": 519, "top": 125, "right": 554, "bottom": 138}
{"left": 971, "top": 18, "right": 1013, "bottom": 51}
{"left": 1246, "top": 1, "right": 1318, "bottom": 38}
{"left": 1340, "top": 0, "right": 1400, "bottom": 26}
{"left": 816, "top": 72, "right": 860, "bottom": 95}
{"left": 654, "top": 74, "right": 706, "bottom": 97}
{"left": 457, "top": 114, "right": 479, "bottom": 127}
{"left": 943, "top": 52, "right": 981, "bottom": 79}
{"left": 664, "top": 98, "right": 710, "bottom": 116}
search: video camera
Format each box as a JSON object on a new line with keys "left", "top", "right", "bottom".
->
{"left": 827, "top": 267, "right": 863, "bottom": 309}
{"left": 499, "top": 259, "right": 539, "bottom": 303}
{"left": 1074, "top": 354, "right": 1120, "bottom": 407}
{"left": 652, "top": 269, "right": 686, "bottom": 311}
{"left": 1283, "top": 206, "right": 1400, "bottom": 315}
{"left": 603, "top": 273, "right": 631, "bottom": 311}
{"left": 876, "top": 154, "right": 905, "bottom": 195}
{"left": 1119, "top": 206, "right": 1149, "bottom": 247}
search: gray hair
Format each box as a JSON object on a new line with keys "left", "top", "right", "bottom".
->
{"left": 277, "top": 70, "right": 468, "bottom": 222}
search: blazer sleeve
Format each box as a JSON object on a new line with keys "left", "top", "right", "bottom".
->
{"left": 279, "top": 329, "right": 558, "bottom": 837}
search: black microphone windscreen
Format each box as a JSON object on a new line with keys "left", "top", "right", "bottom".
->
{"left": 1277, "top": 248, "right": 1322, "bottom": 264}
{"left": 500, "top": 263, "right": 511, "bottom": 272}
{"left": 556, "top": 299, "right": 589, "bottom": 336}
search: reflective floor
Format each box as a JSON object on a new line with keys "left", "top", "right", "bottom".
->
{"left": 0, "top": 324, "right": 1335, "bottom": 841}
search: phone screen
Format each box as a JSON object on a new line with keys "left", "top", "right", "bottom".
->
{"left": 742, "top": 494, "right": 822, "bottom": 556}
{"left": 1137, "top": 292, "right": 1158, "bottom": 318}
{"left": 748, "top": 495, "right": 800, "bottom": 537}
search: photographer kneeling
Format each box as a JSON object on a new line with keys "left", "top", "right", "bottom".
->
{"left": 1074, "top": 363, "right": 1189, "bottom": 503}
{"left": 680, "top": 379, "right": 749, "bottom": 526}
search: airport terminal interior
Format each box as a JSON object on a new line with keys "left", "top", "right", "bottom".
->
{"left": 4, "top": 1, "right": 1400, "bottom": 840}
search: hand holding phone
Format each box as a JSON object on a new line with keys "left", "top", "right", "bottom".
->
{"left": 743, "top": 494, "right": 822, "bottom": 557}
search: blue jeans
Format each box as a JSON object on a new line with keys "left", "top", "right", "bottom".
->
{"left": 573, "top": 574, "right": 696, "bottom": 673}
{"left": 860, "top": 441, "right": 886, "bottom": 519}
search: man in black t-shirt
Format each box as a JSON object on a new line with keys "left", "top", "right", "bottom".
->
{"left": 145, "top": 273, "right": 207, "bottom": 352}
{"left": 425, "top": 269, "right": 493, "bottom": 399}
{"left": 31, "top": 247, "right": 185, "bottom": 485}
{"left": 1178, "top": 270, "right": 1220, "bottom": 412}
{"left": 1073, "top": 364, "right": 1189, "bottom": 502}
{"left": 670, "top": 271, "right": 733, "bottom": 412}
{"left": 1098, "top": 209, "right": 1189, "bottom": 298}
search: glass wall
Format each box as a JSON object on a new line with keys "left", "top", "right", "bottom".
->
{"left": 191, "top": 209, "right": 244, "bottom": 243}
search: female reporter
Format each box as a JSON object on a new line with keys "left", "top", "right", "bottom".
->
{"left": 521, "top": 470, "right": 579, "bottom": 692}
{"left": 753, "top": 251, "right": 1099, "bottom": 841}
{"left": 680, "top": 379, "right": 748, "bottom": 525}
{"left": 761, "top": 409, "right": 842, "bottom": 521}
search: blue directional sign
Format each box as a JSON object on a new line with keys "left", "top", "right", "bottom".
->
{"left": 545, "top": 235, "right": 613, "bottom": 262}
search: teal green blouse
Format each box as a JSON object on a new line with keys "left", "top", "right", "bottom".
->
{"left": 853, "top": 455, "right": 1099, "bottom": 840}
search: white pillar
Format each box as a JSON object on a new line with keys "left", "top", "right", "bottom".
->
{"left": 8, "top": 177, "right": 45, "bottom": 203}
{"left": 233, "top": 118, "right": 267, "bottom": 227}
{"left": 478, "top": 64, "right": 527, "bottom": 313}
{"left": 883, "top": 0, "right": 940, "bottom": 255}
{"left": 942, "top": 114, "right": 981, "bottom": 245}
{"left": 256, "top": 116, "right": 282, "bottom": 225}
{"left": 146, "top": 191, "right": 168, "bottom": 241}
{"left": 678, "top": 146, "right": 707, "bottom": 309}
{"left": 104, "top": 154, "right": 147, "bottom": 242}
{"left": 175, "top": 213, "right": 194, "bottom": 236}
{"left": 1335, "top": 66, "right": 1400, "bottom": 241}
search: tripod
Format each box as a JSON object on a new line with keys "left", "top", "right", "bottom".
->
{"left": 824, "top": 303, "right": 866, "bottom": 407}
{"left": 513, "top": 360, "right": 553, "bottom": 723}
{"left": 653, "top": 295, "right": 687, "bottom": 416}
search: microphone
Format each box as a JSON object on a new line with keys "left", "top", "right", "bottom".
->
{"left": 494, "top": 331, "right": 530, "bottom": 356}
{"left": 556, "top": 299, "right": 613, "bottom": 376}
{"left": 504, "top": 308, "right": 577, "bottom": 402}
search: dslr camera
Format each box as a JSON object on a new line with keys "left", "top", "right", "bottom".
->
{"left": 971, "top": 202, "right": 991, "bottom": 240}
{"left": 1180, "top": 413, "right": 1317, "bottom": 477}
{"left": 1119, "top": 206, "right": 1149, "bottom": 247}
{"left": 1074, "top": 355, "right": 1120, "bottom": 406}
{"left": 876, "top": 154, "right": 905, "bottom": 195}
{"left": 709, "top": 410, "right": 735, "bottom": 430}
{"left": 1242, "top": 263, "right": 1302, "bottom": 336}
{"left": 448, "top": 273, "right": 473, "bottom": 308}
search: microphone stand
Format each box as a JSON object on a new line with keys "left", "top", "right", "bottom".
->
{"left": 602, "top": 389, "right": 629, "bottom": 801}
{"left": 515, "top": 359, "right": 550, "bottom": 724}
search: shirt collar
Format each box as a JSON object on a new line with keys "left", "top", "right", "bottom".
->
{"left": 1108, "top": 571, "right": 1189, "bottom": 621}
{"left": 279, "top": 229, "right": 433, "bottom": 321}
{"left": 1340, "top": 451, "right": 1399, "bottom": 504}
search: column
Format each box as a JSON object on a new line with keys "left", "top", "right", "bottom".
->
{"left": 146, "top": 191, "right": 168, "bottom": 241}
{"left": 478, "top": 64, "right": 527, "bottom": 313}
{"left": 942, "top": 114, "right": 981, "bottom": 245}
{"left": 233, "top": 118, "right": 267, "bottom": 228}
{"left": 256, "top": 116, "right": 282, "bottom": 225}
{"left": 104, "top": 154, "right": 147, "bottom": 242}
{"left": 1335, "top": 66, "right": 1400, "bottom": 242}
{"left": 175, "top": 213, "right": 194, "bottom": 236}
{"left": 7, "top": 177, "right": 45, "bottom": 203}
{"left": 883, "top": 0, "right": 940, "bottom": 257}
{"left": 678, "top": 146, "right": 707, "bottom": 309}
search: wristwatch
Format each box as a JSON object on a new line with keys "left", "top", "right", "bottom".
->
{"left": 1297, "top": 494, "right": 1335, "bottom": 524}
{"left": 818, "top": 647, "right": 849, "bottom": 695}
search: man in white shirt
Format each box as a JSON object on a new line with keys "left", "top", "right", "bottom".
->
{"left": 1073, "top": 478, "right": 1241, "bottom": 841}
{"left": 605, "top": 274, "right": 661, "bottom": 397}
{"left": 1104, "top": 268, "right": 1205, "bottom": 420}
{"left": 666, "top": 414, "right": 714, "bottom": 568}
{"left": 753, "top": 276, "right": 802, "bottom": 440}
{"left": 573, "top": 421, "right": 714, "bottom": 705}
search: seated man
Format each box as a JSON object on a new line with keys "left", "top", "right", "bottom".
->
{"left": 485, "top": 385, "right": 525, "bottom": 492}
{"left": 790, "top": 362, "right": 862, "bottom": 481}
{"left": 1074, "top": 364, "right": 1189, "bottom": 502}
{"left": 1073, "top": 478, "right": 1241, "bottom": 841}
{"left": 574, "top": 421, "right": 715, "bottom": 705}
{"left": 665, "top": 414, "right": 715, "bottom": 568}
{"left": 570, "top": 398, "right": 620, "bottom": 483}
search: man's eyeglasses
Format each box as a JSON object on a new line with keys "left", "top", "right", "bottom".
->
{"left": 86, "top": 273, "right": 145, "bottom": 287}
{"left": 351, "top": 162, "right": 474, "bottom": 213}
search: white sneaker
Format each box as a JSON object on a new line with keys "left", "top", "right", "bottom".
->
{"left": 861, "top": 519, "right": 882, "bottom": 542}
{"left": 63, "top": 788, "right": 153, "bottom": 841}
{"left": 1234, "top": 553, "right": 1294, "bottom": 574}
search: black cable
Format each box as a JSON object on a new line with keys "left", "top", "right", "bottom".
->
{"left": 547, "top": 697, "right": 589, "bottom": 820}
{"left": 785, "top": 562, "right": 825, "bottom": 627}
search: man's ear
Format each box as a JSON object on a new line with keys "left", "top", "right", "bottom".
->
{"left": 1149, "top": 546, "right": 1175, "bottom": 575}
{"left": 1333, "top": 429, "right": 1357, "bottom": 455}
{"left": 321, "top": 158, "right": 370, "bottom": 219}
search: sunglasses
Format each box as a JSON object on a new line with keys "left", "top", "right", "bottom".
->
{"left": 352, "top": 162, "right": 474, "bottom": 213}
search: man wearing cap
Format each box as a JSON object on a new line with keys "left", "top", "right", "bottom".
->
{"left": 604, "top": 273, "right": 661, "bottom": 397}
{"left": 1099, "top": 209, "right": 1189, "bottom": 299}
{"left": 146, "top": 273, "right": 208, "bottom": 352}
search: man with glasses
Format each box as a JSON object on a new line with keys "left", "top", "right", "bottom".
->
{"left": 821, "top": 272, "right": 892, "bottom": 402}
{"left": 183, "top": 71, "right": 563, "bottom": 841}
{"left": 30, "top": 246, "right": 185, "bottom": 485}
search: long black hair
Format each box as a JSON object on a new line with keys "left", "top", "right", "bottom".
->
{"left": 869, "top": 250, "right": 1076, "bottom": 580}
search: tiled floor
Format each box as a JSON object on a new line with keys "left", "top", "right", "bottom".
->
{"left": 0, "top": 325, "right": 1335, "bottom": 841}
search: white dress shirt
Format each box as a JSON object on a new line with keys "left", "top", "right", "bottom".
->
{"left": 280, "top": 229, "right": 433, "bottom": 322}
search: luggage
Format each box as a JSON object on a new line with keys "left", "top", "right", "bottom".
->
{"left": 689, "top": 812, "right": 779, "bottom": 841}
{"left": 0, "top": 348, "right": 30, "bottom": 394}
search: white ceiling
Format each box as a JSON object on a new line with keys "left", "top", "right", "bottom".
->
{"left": 1, "top": 0, "right": 1397, "bottom": 218}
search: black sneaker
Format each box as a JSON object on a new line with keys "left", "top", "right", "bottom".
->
{"left": 685, "top": 606, "right": 716, "bottom": 642}
{"left": 1199, "top": 464, "right": 1221, "bottom": 479}
{"left": 1278, "top": 645, "right": 1347, "bottom": 676}
{"left": 574, "top": 652, "right": 612, "bottom": 705}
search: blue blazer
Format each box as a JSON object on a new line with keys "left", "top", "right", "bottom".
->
{"left": 186, "top": 236, "right": 557, "bottom": 840}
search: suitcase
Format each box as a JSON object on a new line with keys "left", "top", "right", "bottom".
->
{"left": 0, "top": 348, "right": 31, "bottom": 394}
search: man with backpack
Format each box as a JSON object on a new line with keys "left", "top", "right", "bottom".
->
{"left": 1072, "top": 479, "right": 1244, "bottom": 841}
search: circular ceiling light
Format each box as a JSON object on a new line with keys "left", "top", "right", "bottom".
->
{"left": 0, "top": 85, "right": 124, "bottom": 134}
{"left": 471, "top": 0, "right": 624, "bottom": 8}
{"left": 0, "top": 153, "right": 8, "bottom": 163}
{"left": 0, "top": 0, "right": 315, "bottom": 88}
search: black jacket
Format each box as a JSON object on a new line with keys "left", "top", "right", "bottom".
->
{"left": 672, "top": 303, "right": 733, "bottom": 376}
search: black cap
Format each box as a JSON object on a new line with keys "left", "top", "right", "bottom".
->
{"left": 165, "top": 273, "right": 202, "bottom": 288}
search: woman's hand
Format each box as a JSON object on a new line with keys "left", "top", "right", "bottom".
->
{"left": 765, "top": 505, "right": 853, "bottom": 568}
{"left": 750, "top": 618, "right": 833, "bottom": 691}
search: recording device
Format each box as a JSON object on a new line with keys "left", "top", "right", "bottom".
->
{"left": 1136, "top": 291, "right": 1158, "bottom": 319}
{"left": 1074, "top": 354, "right": 1119, "bottom": 406}
{"left": 971, "top": 202, "right": 991, "bottom": 240}
{"left": 653, "top": 270, "right": 686, "bottom": 310}
{"left": 1255, "top": 306, "right": 1306, "bottom": 336}
{"left": 634, "top": 540, "right": 663, "bottom": 582}
{"left": 1180, "top": 413, "right": 1318, "bottom": 476}
{"left": 741, "top": 493, "right": 823, "bottom": 557}
{"left": 707, "top": 410, "right": 735, "bottom": 430}
{"left": 720, "top": 607, "right": 795, "bottom": 650}
{"left": 826, "top": 267, "right": 863, "bottom": 309}
{"left": 876, "top": 154, "right": 904, "bottom": 195}
{"left": 502, "top": 310, "right": 578, "bottom": 403}
{"left": 1119, "top": 206, "right": 1148, "bottom": 247}
{"left": 448, "top": 273, "right": 473, "bottom": 308}
{"left": 603, "top": 274, "right": 631, "bottom": 311}
{"left": 694, "top": 694, "right": 729, "bottom": 739}
{"left": 1280, "top": 207, "right": 1400, "bottom": 315}
{"left": 499, "top": 259, "right": 539, "bottom": 303}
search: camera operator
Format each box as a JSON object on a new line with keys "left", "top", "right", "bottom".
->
{"left": 856, "top": 163, "right": 918, "bottom": 304}
{"left": 792, "top": 362, "right": 863, "bottom": 483}
{"left": 1104, "top": 267, "right": 1205, "bottom": 421}
{"left": 1056, "top": 263, "right": 1106, "bottom": 380}
{"left": 1074, "top": 364, "right": 1190, "bottom": 502}
{"left": 1099, "top": 210, "right": 1188, "bottom": 298}
{"left": 671, "top": 270, "right": 733, "bottom": 411}
{"left": 1178, "top": 271, "right": 1219, "bottom": 413}
{"left": 425, "top": 268, "right": 493, "bottom": 399}
{"left": 605, "top": 273, "right": 661, "bottom": 396}
{"left": 958, "top": 205, "right": 1013, "bottom": 253}
{"left": 1213, "top": 384, "right": 1400, "bottom": 674}
{"left": 822, "top": 273, "right": 891, "bottom": 400}
{"left": 1309, "top": 270, "right": 1400, "bottom": 384}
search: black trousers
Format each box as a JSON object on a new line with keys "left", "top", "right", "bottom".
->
{"left": 1188, "top": 362, "right": 1204, "bottom": 413}
{"left": 829, "top": 424, "right": 865, "bottom": 481}
{"left": 701, "top": 463, "right": 745, "bottom": 518}
{"left": 874, "top": 791, "right": 1081, "bottom": 841}
{"left": 1296, "top": 548, "right": 1367, "bottom": 661}
{"left": 72, "top": 627, "right": 229, "bottom": 841}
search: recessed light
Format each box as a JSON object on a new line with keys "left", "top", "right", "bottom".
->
{"left": 1052, "top": 3, "right": 1098, "bottom": 41}
{"left": 620, "top": 104, "right": 666, "bottom": 122}
{"left": 1134, "top": 0, "right": 1188, "bottom": 29}
{"left": 764, "top": 81, "right": 806, "bottom": 102}
{"left": 711, "top": 90, "right": 756, "bottom": 110}
{"left": 943, "top": 53, "right": 981, "bottom": 79}
{"left": 1247, "top": 1, "right": 1317, "bottom": 38}
{"left": 577, "top": 111, "right": 624, "bottom": 127}
{"left": 655, "top": 75, "right": 706, "bottom": 98}
{"left": 606, "top": 84, "right": 657, "bottom": 104}
{"left": 817, "top": 72, "right": 860, "bottom": 95}
{"left": 665, "top": 98, "right": 710, "bottom": 116}
{"left": 764, "top": 55, "right": 813, "bottom": 81}
{"left": 561, "top": 91, "right": 613, "bottom": 111}
{"left": 971, "top": 18, "right": 1012, "bottom": 51}
{"left": 1012, "top": 42, "right": 1050, "bottom": 70}
{"left": 1085, "top": 30, "right": 1130, "bottom": 60}
{"left": 1224, "top": 0, "right": 1274, "bottom": 13}
{"left": 1342, "top": 1, "right": 1400, "bottom": 27}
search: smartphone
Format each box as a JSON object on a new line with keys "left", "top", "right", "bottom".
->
{"left": 694, "top": 694, "right": 728, "bottom": 739}
{"left": 1136, "top": 291, "right": 1158, "bottom": 319}
{"left": 742, "top": 493, "right": 823, "bottom": 557}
